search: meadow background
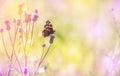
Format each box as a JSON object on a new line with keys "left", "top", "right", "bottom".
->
{"left": 0, "top": 0, "right": 120, "bottom": 76}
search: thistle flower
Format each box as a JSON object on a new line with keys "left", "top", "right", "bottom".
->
{"left": 23, "top": 67, "right": 28, "bottom": 75}
{"left": 0, "top": 28, "right": 4, "bottom": 33}
{"left": 4, "top": 20, "right": 11, "bottom": 31}
{"left": 25, "top": 12, "right": 31, "bottom": 23}
{"left": 49, "top": 34, "right": 55, "bottom": 44}
{"left": 32, "top": 9, "right": 39, "bottom": 22}
{"left": 28, "top": 14, "right": 32, "bottom": 21}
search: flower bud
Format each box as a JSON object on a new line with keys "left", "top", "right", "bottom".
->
{"left": 5, "top": 20, "right": 11, "bottom": 31}
{"left": 42, "top": 44, "right": 46, "bottom": 47}
{"left": 32, "top": 9, "right": 39, "bottom": 22}
{"left": 49, "top": 34, "right": 55, "bottom": 44}
{"left": 25, "top": 12, "right": 31, "bottom": 23}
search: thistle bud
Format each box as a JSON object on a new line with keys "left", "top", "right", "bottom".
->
{"left": 5, "top": 20, "right": 11, "bottom": 31}
{"left": 49, "top": 34, "right": 55, "bottom": 44}
{"left": 25, "top": 12, "right": 31, "bottom": 23}
{"left": 32, "top": 9, "right": 39, "bottom": 22}
{"left": 42, "top": 44, "right": 46, "bottom": 47}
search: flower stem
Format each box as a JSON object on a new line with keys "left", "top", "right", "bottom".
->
{"left": 7, "top": 26, "right": 22, "bottom": 76}
{"left": 31, "top": 22, "right": 35, "bottom": 43}
{"left": 1, "top": 32, "right": 10, "bottom": 59}
{"left": 33, "top": 44, "right": 51, "bottom": 76}
{"left": 27, "top": 22, "right": 35, "bottom": 56}
{"left": 13, "top": 36, "right": 22, "bottom": 72}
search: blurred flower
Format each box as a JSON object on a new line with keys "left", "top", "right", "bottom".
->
{"left": 4, "top": 20, "right": 11, "bottom": 31}
{"left": 25, "top": 12, "right": 31, "bottom": 23}
{"left": 18, "top": 2, "right": 24, "bottom": 15}
{"left": 95, "top": 51, "right": 120, "bottom": 75}
{"left": 16, "top": 18, "right": 22, "bottom": 26}
{"left": 23, "top": 67, "right": 28, "bottom": 75}
{"left": 0, "top": 28, "right": 4, "bottom": 33}
{"left": 32, "top": 9, "right": 39, "bottom": 22}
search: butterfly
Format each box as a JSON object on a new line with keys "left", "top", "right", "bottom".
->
{"left": 42, "top": 20, "right": 55, "bottom": 37}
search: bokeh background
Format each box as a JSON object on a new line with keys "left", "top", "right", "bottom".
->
{"left": 0, "top": 0, "right": 120, "bottom": 76}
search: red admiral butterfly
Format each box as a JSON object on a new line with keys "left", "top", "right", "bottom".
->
{"left": 42, "top": 20, "right": 55, "bottom": 37}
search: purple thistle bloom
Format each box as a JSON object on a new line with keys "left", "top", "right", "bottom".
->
{"left": 23, "top": 67, "right": 28, "bottom": 75}
{"left": 4, "top": 20, "right": 11, "bottom": 31}
{"left": 32, "top": 9, "right": 39, "bottom": 22}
